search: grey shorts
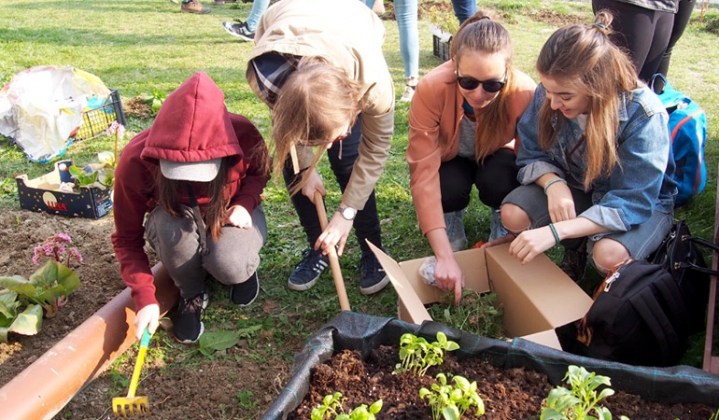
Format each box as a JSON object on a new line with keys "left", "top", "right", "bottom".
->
{"left": 502, "top": 184, "right": 673, "bottom": 260}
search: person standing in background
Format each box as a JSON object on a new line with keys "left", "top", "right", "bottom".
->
{"left": 653, "top": 0, "right": 695, "bottom": 93}
{"left": 592, "top": 0, "right": 677, "bottom": 82}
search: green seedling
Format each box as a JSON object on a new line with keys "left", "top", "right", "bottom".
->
{"left": 428, "top": 290, "right": 507, "bottom": 339}
{"left": 393, "top": 332, "right": 460, "bottom": 377}
{"left": 311, "top": 392, "right": 382, "bottom": 420}
{"left": 540, "top": 365, "right": 629, "bottom": 420}
{"left": 419, "top": 372, "right": 485, "bottom": 420}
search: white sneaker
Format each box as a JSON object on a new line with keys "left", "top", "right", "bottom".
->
{"left": 400, "top": 85, "right": 415, "bottom": 102}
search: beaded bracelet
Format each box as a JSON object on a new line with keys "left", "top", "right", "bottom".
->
{"left": 548, "top": 223, "right": 561, "bottom": 246}
{"left": 543, "top": 178, "right": 567, "bottom": 194}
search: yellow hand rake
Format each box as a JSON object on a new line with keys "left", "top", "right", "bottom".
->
{"left": 112, "top": 328, "right": 151, "bottom": 417}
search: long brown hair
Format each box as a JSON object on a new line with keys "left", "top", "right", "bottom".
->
{"left": 270, "top": 56, "right": 363, "bottom": 196}
{"left": 536, "top": 11, "right": 639, "bottom": 189}
{"left": 450, "top": 9, "right": 516, "bottom": 161}
{"left": 155, "top": 157, "right": 232, "bottom": 241}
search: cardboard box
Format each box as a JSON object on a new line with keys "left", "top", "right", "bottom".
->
{"left": 369, "top": 242, "right": 593, "bottom": 350}
{"left": 15, "top": 160, "right": 113, "bottom": 219}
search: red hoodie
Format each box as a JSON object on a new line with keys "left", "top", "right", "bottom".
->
{"left": 111, "top": 72, "right": 269, "bottom": 311}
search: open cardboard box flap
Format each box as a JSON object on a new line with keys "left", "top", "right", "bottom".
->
{"left": 368, "top": 242, "right": 593, "bottom": 350}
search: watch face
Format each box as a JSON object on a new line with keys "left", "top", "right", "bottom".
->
{"left": 341, "top": 207, "right": 356, "bottom": 220}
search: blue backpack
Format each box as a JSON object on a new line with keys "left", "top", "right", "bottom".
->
{"left": 651, "top": 74, "right": 708, "bottom": 207}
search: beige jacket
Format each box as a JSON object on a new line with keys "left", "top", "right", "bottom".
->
{"left": 246, "top": 0, "right": 395, "bottom": 210}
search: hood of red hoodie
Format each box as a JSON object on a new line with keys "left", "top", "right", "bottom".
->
{"left": 140, "top": 72, "right": 243, "bottom": 164}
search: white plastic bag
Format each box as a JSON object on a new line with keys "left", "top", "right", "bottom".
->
{"left": 0, "top": 65, "right": 110, "bottom": 162}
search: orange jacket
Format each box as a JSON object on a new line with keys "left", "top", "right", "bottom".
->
{"left": 407, "top": 60, "right": 536, "bottom": 235}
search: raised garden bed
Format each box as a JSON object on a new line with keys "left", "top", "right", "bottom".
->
{"left": 263, "top": 312, "right": 719, "bottom": 419}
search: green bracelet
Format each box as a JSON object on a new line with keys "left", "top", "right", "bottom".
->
{"left": 543, "top": 178, "right": 567, "bottom": 194}
{"left": 549, "top": 223, "right": 561, "bottom": 246}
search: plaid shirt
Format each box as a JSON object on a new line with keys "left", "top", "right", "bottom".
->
{"left": 250, "top": 53, "right": 299, "bottom": 106}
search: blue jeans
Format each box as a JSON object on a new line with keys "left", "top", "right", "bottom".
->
{"left": 394, "top": 0, "right": 419, "bottom": 80}
{"left": 282, "top": 115, "right": 383, "bottom": 254}
{"left": 451, "top": 0, "right": 477, "bottom": 25}
{"left": 245, "top": 0, "right": 270, "bottom": 31}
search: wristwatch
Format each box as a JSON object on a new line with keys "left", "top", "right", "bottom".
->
{"left": 338, "top": 206, "right": 357, "bottom": 221}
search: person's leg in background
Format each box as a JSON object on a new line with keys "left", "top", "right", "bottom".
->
{"left": 451, "top": 0, "right": 477, "bottom": 25}
{"left": 592, "top": 0, "right": 674, "bottom": 83}
{"left": 653, "top": 0, "right": 695, "bottom": 93}
{"left": 222, "top": 0, "right": 270, "bottom": 41}
{"left": 395, "top": 0, "right": 420, "bottom": 102}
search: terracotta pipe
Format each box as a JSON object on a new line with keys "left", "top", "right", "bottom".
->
{"left": 0, "top": 263, "right": 179, "bottom": 420}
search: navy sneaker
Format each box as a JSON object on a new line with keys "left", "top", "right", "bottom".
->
{"left": 359, "top": 249, "right": 390, "bottom": 295}
{"left": 172, "top": 292, "right": 209, "bottom": 344}
{"left": 231, "top": 271, "right": 259, "bottom": 307}
{"left": 288, "top": 248, "right": 329, "bottom": 291}
{"left": 222, "top": 21, "right": 255, "bottom": 42}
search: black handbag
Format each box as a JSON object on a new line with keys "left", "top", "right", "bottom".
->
{"left": 570, "top": 220, "right": 717, "bottom": 367}
{"left": 650, "top": 220, "right": 717, "bottom": 333}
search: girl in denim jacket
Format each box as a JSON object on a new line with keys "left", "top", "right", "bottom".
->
{"left": 497, "top": 11, "right": 677, "bottom": 281}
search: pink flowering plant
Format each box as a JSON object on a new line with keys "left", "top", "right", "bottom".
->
{"left": 0, "top": 233, "right": 82, "bottom": 342}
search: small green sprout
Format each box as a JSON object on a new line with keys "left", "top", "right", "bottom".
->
{"left": 419, "top": 372, "right": 485, "bottom": 420}
{"left": 393, "top": 332, "right": 460, "bottom": 377}
{"left": 540, "top": 365, "right": 629, "bottom": 420}
{"left": 311, "top": 392, "right": 382, "bottom": 420}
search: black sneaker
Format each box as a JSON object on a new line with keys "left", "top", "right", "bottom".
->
{"left": 359, "top": 249, "right": 390, "bottom": 295}
{"left": 560, "top": 249, "right": 588, "bottom": 282}
{"left": 231, "top": 271, "right": 259, "bottom": 307}
{"left": 172, "top": 292, "right": 209, "bottom": 344}
{"left": 222, "top": 21, "right": 255, "bottom": 42}
{"left": 288, "top": 248, "right": 329, "bottom": 291}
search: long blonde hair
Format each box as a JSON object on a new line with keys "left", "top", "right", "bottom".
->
{"left": 537, "top": 11, "right": 639, "bottom": 189}
{"left": 270, "top": 56, "right": 363, "bottom": 196}
{"left": 451, "top": 9, "right": 516, "bottom": 161}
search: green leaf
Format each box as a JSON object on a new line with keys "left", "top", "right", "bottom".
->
{"left": 198, "top": 330, "right": 240, "bottom": 353}
{"left": 9, "top": 303, "right": 42, "bottom": 336}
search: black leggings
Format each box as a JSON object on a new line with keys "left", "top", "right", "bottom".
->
{"left": 438, "top": 148, "right": 520, "bottom": 212}
{"left": 657, "top": 0, "right": 695, "bottom": 77}
{"left": 592, "top": 0, "right": 675, "bottom": 83}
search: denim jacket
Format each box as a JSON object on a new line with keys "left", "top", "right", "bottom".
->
{"left": 516, "top": 84, "right": 676, "bottom": 232}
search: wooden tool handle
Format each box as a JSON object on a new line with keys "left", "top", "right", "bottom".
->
{"left": 314, "top": 192, "right": 351, "bottom": 311}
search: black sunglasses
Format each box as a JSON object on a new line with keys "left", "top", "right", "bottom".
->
{"left": 456, "top": 73, "right": 506, "bottom": 93}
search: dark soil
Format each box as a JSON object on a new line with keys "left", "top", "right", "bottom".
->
{"left": 289, "top": 346, "right": 717, "bottom": 420}
{"left": 0, "top": 209, "right": 291, "bottom": 419}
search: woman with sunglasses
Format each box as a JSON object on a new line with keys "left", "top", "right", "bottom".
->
{"left": 407, "top": 10, "right": 536, "bottom": 304}
{"left": 498, "top": 12, "right": 676, "bottom": 282}
{"left": 246, "top": 0, "right": 394, "bottom": 295}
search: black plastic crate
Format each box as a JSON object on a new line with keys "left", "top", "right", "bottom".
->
{"left": 72, "top": 89, "right": 126, "bottom": 142}
{"left": 432, "top": 34, "right": 452, "bottom": 62}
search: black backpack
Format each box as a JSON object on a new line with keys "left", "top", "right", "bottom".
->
{"left": 567, "top": 221, "right": 715, "bottom": 367}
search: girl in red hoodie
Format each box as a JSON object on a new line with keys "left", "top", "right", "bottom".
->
{"left": 111, "top": 73, "right": 270, "bottom": 343}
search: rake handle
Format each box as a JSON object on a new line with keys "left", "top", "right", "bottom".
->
{"left": 314, "top": 192, "right": 351, "bottom": 312}
{"left": 127, "top": 328, "right": 151, "bottom": 398}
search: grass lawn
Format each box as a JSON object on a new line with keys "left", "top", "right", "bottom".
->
{"left": 1, "top": 0, "right": 718, "bottom": 374}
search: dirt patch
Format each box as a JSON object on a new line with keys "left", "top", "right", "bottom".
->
{"left": 289, "top": 346, "right": 717, "bottom": 419}
{"left": 0, "top": 208, "right": 290, "bottom": 419}
{"left": 530, "top": 10, "right": 589, "bottom": 27}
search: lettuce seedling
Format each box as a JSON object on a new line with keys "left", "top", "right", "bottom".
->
{"left": 419, "top": 372, "right": 485, "bottom": 420}
{"left": 540, "top": 365, "right": 629, "bottom": 420}
{"left": 311, "top": 392, "right": 382, "bottom": 420}
{"left": 393, "top": 331, "right": 460, "bottom": 377}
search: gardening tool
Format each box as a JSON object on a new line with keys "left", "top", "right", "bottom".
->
{"left": 112, "top": 328, "right": 151, "bottom": 417}
{"left": 314, "top": 192, "right": 351, "bottom": 311}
